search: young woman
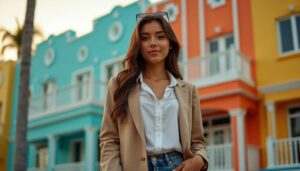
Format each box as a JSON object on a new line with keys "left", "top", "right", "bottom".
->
{"left": 100, "top": 12, "right": 208, "bottom": 171}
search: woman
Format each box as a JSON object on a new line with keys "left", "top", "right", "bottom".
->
{"left": 100, "top": 12, "right": 208, "bottom": 171}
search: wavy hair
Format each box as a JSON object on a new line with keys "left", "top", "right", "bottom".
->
{"left": 111, "top": 14, "right": 182, "bottom": 122}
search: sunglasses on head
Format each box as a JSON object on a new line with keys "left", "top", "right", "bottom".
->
{"left": 136, "top": 12, "right": 169, "bottom": 23}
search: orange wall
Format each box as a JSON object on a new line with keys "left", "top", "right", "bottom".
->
{"left": 205, "top": 0, "right": 233, "bottom": 39}
{"left": 187, "top": 0, "right": 200, "bottom": 58}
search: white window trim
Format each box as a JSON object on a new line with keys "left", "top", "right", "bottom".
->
{"left": 99, "top": 56, "right": 123, "bottom": 100}
{"left": 287, "top": 104, "right": 300, "bottom": 138}
{"left": 277, "top": 14, "right": 300, "bottom": 57}
{"left": 71, "top": 67, "right": 94, "bottom": 103}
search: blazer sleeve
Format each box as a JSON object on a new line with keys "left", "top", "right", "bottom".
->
{"left": 99, "top": 77, "right": 122, "bottom": 171}
{"left": 191, "top": 85, "right": 209, "bottom": 171}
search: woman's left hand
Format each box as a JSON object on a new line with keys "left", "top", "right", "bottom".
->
{"left": 173, "top": 155, "right": 204, "bottom": 171}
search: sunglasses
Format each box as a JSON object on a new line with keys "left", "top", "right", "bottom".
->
{"left": 136, "top": 12, "right": 169, "bottom": 23}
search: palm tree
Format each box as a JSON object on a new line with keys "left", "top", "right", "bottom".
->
{"left": 0, "top": 18, "right": 43, "bottom": 59}
{"left": 13, "top": 0, "right": 36, "bottom": 170}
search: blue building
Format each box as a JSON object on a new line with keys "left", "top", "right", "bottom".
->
{"left": 7, "top": 1, "right": 148, "bottom": 171}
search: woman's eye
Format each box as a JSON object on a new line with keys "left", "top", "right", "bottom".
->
{"left": 158, "top": 35, "right": 166, "bottom": 39}
{"left": 141, "top": 36, "right": 149, "bottom": 41}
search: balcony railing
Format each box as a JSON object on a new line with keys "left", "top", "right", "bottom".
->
{"left": 29, "top": 80, "right": 107, "bottom": 118}
{"left": 27, "top": 168, "right": 47, "bottom": 171}
{"left": 185, "top": 47, "right": 253, "bottom": 87}
{"left": 267, "top": 137, "right": 300, "bottom": 168}
{"left": 53, "top": 162, "right": 84, "bottom": 171}
{"left": 207, "top": 143, "right": 233, "bottom": 171}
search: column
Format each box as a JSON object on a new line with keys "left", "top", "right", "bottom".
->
{"left": 28, "top": 143, "right": 37, "bottom": 168}
{"left": 265, "top": 101, "right": 277, "bottom": 168}
{"left": 48, "top": 135, "right": 57, "bottom": 171}
{"left": 230, "top": 108, "right": 247, "bottom": 171}
{"left": 84, "top": 127, "right": 97, "bottom": 171}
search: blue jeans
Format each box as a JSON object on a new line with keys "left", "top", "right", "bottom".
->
{"left": 147, "top": 151, "right": 184, "bottom": 171}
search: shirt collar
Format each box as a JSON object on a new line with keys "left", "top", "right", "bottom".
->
{"left": 136, "top": 71, "right": 178, "bottom": 88}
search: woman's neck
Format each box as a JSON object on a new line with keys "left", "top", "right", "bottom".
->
{"left": 143, "top": 64, "right": 168, "bottom": 81}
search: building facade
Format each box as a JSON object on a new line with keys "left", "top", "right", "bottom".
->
{"left": 7, "top": 2, "right": 147, "bottom": 171}
{"left": 251, "top": 0, "right": 300, "bottom": 170}
{"left": 0, "top": 60, "right": 16, "bottom": 171}
{"left": 146, "top": 0, "right": 260, "bottom": 170}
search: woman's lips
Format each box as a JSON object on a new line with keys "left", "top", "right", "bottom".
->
{"left": 148, "top": 50, "right": 160, "bottom": 55}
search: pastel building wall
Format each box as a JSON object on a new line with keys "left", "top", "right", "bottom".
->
{"left": 7, "top": 2, "right": 147, "bottom": 171}
{"left": 0, "top": 60, "right": 16, "bottom": 171}
{"left": 251, "top": 0, "right": 300, "bottom": 170}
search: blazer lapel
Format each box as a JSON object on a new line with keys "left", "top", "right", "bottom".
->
{"left": 174, "top": 80, "right": 189, "bottom": 153}
{"left": 128, "top": 85, "right": 146, "bottom": 145}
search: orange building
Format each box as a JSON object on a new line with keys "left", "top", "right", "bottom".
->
{"left": 147, "top": 0, "right": 259, "bottom": 170}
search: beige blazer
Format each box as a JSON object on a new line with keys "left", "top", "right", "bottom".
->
{"left": 100, "top": 76, "right": 208, "bottom": 171}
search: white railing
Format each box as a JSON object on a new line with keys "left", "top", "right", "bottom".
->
{"left": 27, "top": 167, "right": 47, "bottom": 171}
{"left": 53, "top": 162, "right": 84, "bottom": 171}
{"left": 207, "top": 143, "right": 233, "bottom": 171}
{"left": 247, "top": 145, "right": 260, "bottom": 171}
{"left": 185, "top": 46, "right": 253, "bottom": 87}
{"left": 267, "top": 137, "right": 300, "bottom": 168}
{"left": 29, "top": 80, "right": 107, "bottom": 117}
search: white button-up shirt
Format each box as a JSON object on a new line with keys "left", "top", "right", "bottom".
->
{"left": 137, "top": 72, "right": 182, "bottom": 155}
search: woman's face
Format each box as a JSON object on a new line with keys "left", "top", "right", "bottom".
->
{"left": 140, "top": 20, "right": 171, "bottom": 66}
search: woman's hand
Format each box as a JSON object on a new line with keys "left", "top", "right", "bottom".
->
{"left": 173, "top": 155, "right": 205, "bottom": 171}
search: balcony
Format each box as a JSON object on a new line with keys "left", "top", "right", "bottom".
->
{"left": 29, "top": 80, "right": 107, "bottom": 119}
{"left": 267, "top": 137, "right": 300, "bottom": 169}
{"left": 185, "top": 47, "right": 254, "bottom": 88}
{"left": 53, "top": 162, "right": 84, "bottom": 171}
{"left": 207, "top": 143, "right": 259, "bottom": 171}
{"left": 208, "top": 143, "right": 233, "bottom": 171}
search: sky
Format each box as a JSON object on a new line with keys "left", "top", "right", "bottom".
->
{"left": 0, "top": 0, "right": 161, "bottom": 60}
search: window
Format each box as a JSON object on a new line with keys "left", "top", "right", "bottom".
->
{"left": 76, "top": 71, "right": 91, "bottom": 101}
{"left": 277, "top": 15, "right": 300, "bottom": 55}
{"left": 203, "top": 116, "right": 231, "bottom": 145}
{"left": 36, "top": 146, "right": 48, "bottom": 168}
{"left": 208, "top": 35, "right": 235, "bottom": 75}
{"left": 72, "top": 140, "right": 84, "bottom": 162}
{"left": 43, "top": 81, "right": 56, "bottom": 110}
{"left": 289, "top": 106, "right": 300, "bottom": 137}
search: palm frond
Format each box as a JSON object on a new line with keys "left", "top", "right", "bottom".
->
{"left": 1, "top": 43, "right": 16, "bottom": 54}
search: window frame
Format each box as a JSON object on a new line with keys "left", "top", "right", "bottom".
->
{"left": 277, "top": 14, "right": 300, "bottom": 57}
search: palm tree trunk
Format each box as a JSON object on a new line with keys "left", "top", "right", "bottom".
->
{"left": 13, "top": 0, "right": 36, "bottom": 170}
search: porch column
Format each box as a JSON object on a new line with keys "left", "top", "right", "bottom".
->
{"left": 28, "top": 143, "right": 37, "bottom": 168}
{"left": 265, "top": 101, "right": 277, "bottom": 168}
{"left": 84, "top": 127, "right": 97, "bottom": 171}
{"left": 48, "top": 135, "right": 57, "bottom": 171}
{"left": 266, "top": 101, "right": 277, "bottom": 138}
{"left": 230, "top": 108, "right": 247, "bottom": 171}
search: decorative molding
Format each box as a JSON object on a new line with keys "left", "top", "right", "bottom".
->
{"left": 181, "top": 0, "right": 188, "bottom": 79}
{"left": 229, "top": 108, "right": 246, "bottom": 118}
{"left": 108, "top": 21, "right": 124, "bottom": 42}
{"left": 77, "top": 46, "right": 89, "bottom": 63}
{"left": 199, "top": 0, "right": 206, "bottom": 56}
{"left": 44, "top": 48, "right": 55, "bottom": 66}
{"left": 163, "top": 3, "right": 179, "bottom": 23}
{"left": 259, "top": 80, "right": 300, "bottom": 94}
{"left": 232, "top": 0, "right": 240, "bottom": 51}
{"left": 207, "top": 0, "right": 226, "bottom": 9}
{"left": 200, "top": 88, "right": 258, "bottom": 101}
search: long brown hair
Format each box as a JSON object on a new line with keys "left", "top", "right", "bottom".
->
{"left": 111, "top": 14, "right": 182, "bottom": 122}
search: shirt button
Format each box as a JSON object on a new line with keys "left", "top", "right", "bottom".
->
{"left": 141, "top": 157, "right": 146, "bottom": 161}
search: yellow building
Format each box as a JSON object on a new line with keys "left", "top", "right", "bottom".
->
{"left": 252, "top": 0, "right": 300, "bottom": 170}
{"left": 0, "top": 60, "right": 16, "bottom": 171}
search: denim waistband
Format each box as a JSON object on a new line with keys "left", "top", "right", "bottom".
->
{"left": 147, "top": 151, "right": 183, "bottom": 158}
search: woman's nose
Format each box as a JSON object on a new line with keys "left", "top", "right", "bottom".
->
{"left": 149, "top": 37, "right": 158, "bottom": 47}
